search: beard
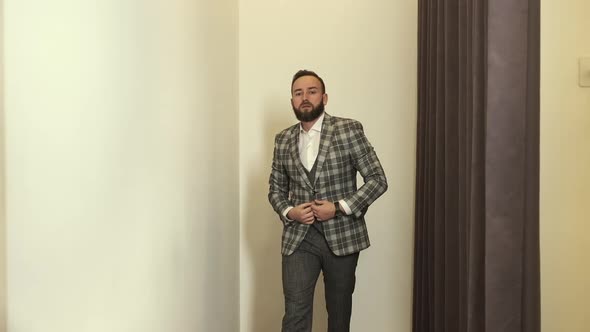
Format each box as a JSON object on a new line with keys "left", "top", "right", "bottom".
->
{"left": 292, "top": 101, "right": 325, "bottom": 122}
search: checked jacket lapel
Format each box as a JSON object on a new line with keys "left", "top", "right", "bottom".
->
{"left": 313, "top": 113, "right": 334, "bottom": 187}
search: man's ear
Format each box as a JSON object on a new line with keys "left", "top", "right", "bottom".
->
{"left": 323, "top": 94, "right": 329, "bottom": 105}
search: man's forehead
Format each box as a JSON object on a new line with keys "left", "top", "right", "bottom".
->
{"left": 292, "top": 76, "right": 321, "bottom": 90}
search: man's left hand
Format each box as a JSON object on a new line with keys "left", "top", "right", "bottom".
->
{"left": 311, "top": 200, "right": 336, "bottom": 221}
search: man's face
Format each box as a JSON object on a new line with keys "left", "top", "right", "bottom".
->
{"left": 291, "top": 75, "right": 328, "bottom": 122}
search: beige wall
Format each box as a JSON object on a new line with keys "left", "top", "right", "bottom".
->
{"left": 541, "top": 0, "right": 590, "bottom": 331}
{"left": 2, "top": 0, "right": 416, "bottom": 330}
{"left": 4, "top": 1, "right": 238, "bottom": 331}
{"left": 238, "top": 1, "right": 417, "bottom": 331}
{"left": 0, "top": 0, "right": 5, "bottom": 330}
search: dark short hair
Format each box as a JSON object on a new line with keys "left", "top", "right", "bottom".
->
{"left": 291, "top": 70, "right": 326, "bottom": 94}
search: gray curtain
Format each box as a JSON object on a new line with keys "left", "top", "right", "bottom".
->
{"left": 412, "top": 1, "right": 540, "bottom": 331}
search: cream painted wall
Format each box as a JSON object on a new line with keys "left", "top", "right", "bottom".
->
{"left": 238, "top": 1, "right": 417, "bottom": 331}
{"left": 541, "top": 0, "right": 590, "bottom": 331}
{"left": 3, "top": 0, "right": 416, "bottom": 330}
{"left": 0, "top": 0, "right": 6, "bottom": 330}
{"left": 4, "top": 1, "right": 238, "bottom": 331}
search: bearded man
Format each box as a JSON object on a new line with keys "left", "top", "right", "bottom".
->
{"left": 268, "top": 70, "right": 388, "bottom": 332}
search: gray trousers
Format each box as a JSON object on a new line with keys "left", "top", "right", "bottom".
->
{"left": 281, "top": 225, "right": 360, "bottom": 332}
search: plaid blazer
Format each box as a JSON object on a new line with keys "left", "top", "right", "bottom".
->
{"left": 268, "top": 113, "right": 387, "bottom": 256}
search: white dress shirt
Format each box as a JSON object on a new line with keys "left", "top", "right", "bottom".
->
{"left": 299, "top": 113, "right": 324, "bottom": 171}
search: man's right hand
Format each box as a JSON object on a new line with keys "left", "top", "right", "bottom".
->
{"left": 287, "top": 202, "right": 315, "bottom": 224}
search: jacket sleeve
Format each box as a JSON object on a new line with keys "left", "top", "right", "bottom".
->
{"left": 344, "top": 121, "right": 388, "bottom": 217}
{"left": 268, "top": 134, "right": 294, "bottom": 226}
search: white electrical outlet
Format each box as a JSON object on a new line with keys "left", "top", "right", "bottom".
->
{"left": 579, "top": 57, "right": 590, "bottom": 87}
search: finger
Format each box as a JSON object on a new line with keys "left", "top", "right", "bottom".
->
{"left": 313, "top": 206, "right": 326, "bottom": 214}
{"left": 312, "top": 203, "right": 324, "bottom": 209}
{"left": 314, "top": 199, "right": 326, "bottom": 205}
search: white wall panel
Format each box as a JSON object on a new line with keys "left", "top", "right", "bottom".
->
{"left": 4, "top": 1, "right": 238, "bottom": 331}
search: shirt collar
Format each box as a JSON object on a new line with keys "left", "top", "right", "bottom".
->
{"left": 299, "top": 112, "right": 325, "bottom": 134}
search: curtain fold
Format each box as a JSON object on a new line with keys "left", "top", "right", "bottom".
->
{"left": 413, "top": 1, "right": 540, "bottom": 331}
